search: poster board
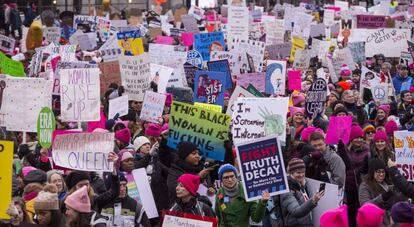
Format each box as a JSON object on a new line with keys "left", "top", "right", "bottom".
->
{"left": 393, "top": 131, "right": 414, "bottom": 181}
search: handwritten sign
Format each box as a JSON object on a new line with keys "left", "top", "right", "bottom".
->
{"left": 394, "top": 131, "right": 414, "bottom": 181}
{"left": 325, "top": 116, "right": 353, "bottom": 144}
{"left": 0, "top": 141, "right": 13, "bottom": 219}
{"left": 140, "top": 91, "right": 167, "bottom": 123}
{"left": 236, "top": 136, "right": 289, "bottom": 201}
{"left": 305, "top": 78, "right": 327, "bottom": 119}
{"left": 74, "top": 15, "right": 97, "bottom": 31}
{"left": 265, "top": 20, "right": 285, "bottom": 45}
{"left": 229, "top": 38, "right": 265, "bottom": 72}
{"left": 210, "top": 51, "right": 243, "bottom": 74}
{"left": 265, "top": 60, "right": 286, "bottom": 95}
{"left": 37, "top": 107, "right": 55, "bottom": 148}
{"left": 365, "top": 29, "right": 410, "bottom": 57}
{"left": 168, "top": 101, "right": 230, "bottom": 161}
{"left": 265, "top": 43, "right": 292, "bottom": 60}
{"left": 348, "top": 42, "right": 366, "bottom": 63}
{"left": 108, "top": 95, "right": 129, "bottom": 120}
{"left": 98, "top": 60, "right": 121, "bottom": 94}
{"left": 194, "top": 71, "right": 227, "bottom": 106}
{"left": 52, "top": 133, "right": 114, "bottom": 172}
{"left": 119, "top": 54, "right": 151, "bottom": 101}
{"left": 97, "top": 17, "right": 111, "bottom": 41}
{"left": 0, "top": 52, "right": 25, "bottom": 77}
{"left": 227, "top": 6, "right": 249, "bottom": 41}
{"left": 292, "top": 49, "right": 311, "bottom": 71}
{"left": 43, "top": 27, "right": 61, "bottom": 43}
{"left": 226, "top": 85, "right": 254, "bottom": 116}
{"left": 194, "top": 32, "right": 225, "bottom": 61}
{"left": 60, "top": 68, "right": 101, "bottom": 122}
{"left": 59, "top": 45, "right": 77, "bottom": 62}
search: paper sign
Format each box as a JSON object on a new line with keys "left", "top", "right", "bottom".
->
{"left": 265, "top": 20, "right": 285, "bottom": 45}
{"left": 236, "top": 136, "right": 289, "bottom": 201}
{"left": 232, "top": 97, "right": 289, "bottom": 144}
{"left": 119, "top": 54, "right": 151, "bottom": 101}
{"left": 236, "top": 73, "right": 266, "bottom": 92}
{"left": 182, "top": 32, "right": 194, "bottom": 47}
{"left": 356, "top": 15, "right": 386, "bottom": 28}
{"left": 156, "top": 36, "right": 174, "bottom": 45}
{"left": 150, "top": 64, "right": 174, "bottom": 94}
{"left": 98, "top": 60, "right": 122, "bottom": 94}
{"left": 226, "top": 85, "right": 254, "bottom": 115}
{"left": 162, "top": 213, "right": 215, "bottom": 227}
{"left": 117, "top": 30, "right": 144, "bottom": 56}
{"left": 292, "top": 49, "right": 311, "bottom": 71}
{"left": 372, "top": 83, "right": 389, "bottom": 104}
{"left": 74, "top": 15, "right": 97, "bottom": 31}
{"left": 149, "top": 44, "right": 188, "bottom": 69}
{"left": 0, "top": 34, "right": 16, "bottom": 53}
{"left": 0, "top": 140, "right": 13, "bottom": 219}
{"left": 210, "top": 51, "right": 243, "bottom": 74}
{"left": 194, "top": 102, "right": 222, "bottom": 113}
{"left": 325, "top": 116, "right": 353, "bottom": 144}
{"left": 207, "top": 60, "right": 233, "bottom": 90}
{"left": 305, "top": 78, "right": 328, "bottom": 119}
{"left": 97, "top": 17, "right": 111, "bottom": 41}
{"left": 194, "top": 32, "right": 225, "bottom": 61}
{"left": 229, "top": 38, "right": 265, "bottom": 72}
{"left": 140, "top": 91, "right": 167, "bottom": 123}
{"left": 77, "top": 32, "right": 97, "bottom": 51}
{"left": 43, "top": 27, "right": 61, "bottom": 43}
{"left": 365, "top": 29, "right": 410, "bottom": 57}
{"left": 53, "top": 61, "right": 98, "bottom": 95}
{"left": 168, "top": 101, "right": 230, "bottom": 161}
{"left": 348, "top": 42, "right": 366, "bottom": 63}
{"left": 359, "top": 66, "right": 381, "bottom": 94}
{"left": 37, "top": 107, "right": 55, "bottom": 148}
{"left": 52, "top": 133, "right": 115, "bottom": 172}
{"left": 108, "top": 95, "right": 129, "bottom": 120}
{"left": 265, "top": 43, "right": 292, "bottom": 60}
{"left": 194, "top": 70, "right": 227, "bottom": 106}
{"left": 3, "top": 78, "right": 52, "bottom": 132}
{"left": 182, "top": 15, "right": 200, "bottom": 33}
{"left": 289, "top": 36, "right": 306, "bottom": 62}
{"left": 132, "top": 168, "right": 159, "bottom": 218}
{"left": 288, "top": 70, "right": 302, "bottom": 91}
{"left": 0, "top": 52, "right": 25, "bottom": 77}
{"left": 265, "top": 60, "right": 286, "bottom": 95}
{"left": 59, "top": 45, "right": 77, "bottom": 62}
{"left": 60, "top": 68, "right": 101, "bottom": 122}
{"left": 394, "top": 131, "right": 414, "bottom": 181}
{"left": 227, "top": 6, "right": 249, "bottom": 41}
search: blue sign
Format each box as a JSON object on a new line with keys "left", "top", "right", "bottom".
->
{"left": 207, "top": 60, "right": 233, "bottom": 90}
{"left": 187, "top": 50, "right": 203, "bottom": 69}
{"left": 194, "top": 70, "right": 227, "bottom": 107}
{"left": 194, "top": 32, "right": 225, "bottom": 61}
{"left": 236, "top": 136, "right": 289, "bottom": 201}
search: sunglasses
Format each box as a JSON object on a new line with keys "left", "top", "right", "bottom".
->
{"left": 366, "top": 131, "right": 375, "bottom": 135}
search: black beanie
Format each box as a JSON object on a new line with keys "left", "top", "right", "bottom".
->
{"left": 65, "top": 171, "right": 91, "bottom": 190}
{"left": 178, "top": 141, "right": 198, "bottom": 160}
{"left": 368, "top": 158, "right": 387, "bottom": 175}
{"left": 23, "top": 169, "right": 47, "bottom": 185}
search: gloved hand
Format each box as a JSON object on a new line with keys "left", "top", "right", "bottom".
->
{"left": 381, "top": 190, "right": 393, "bottom": 201}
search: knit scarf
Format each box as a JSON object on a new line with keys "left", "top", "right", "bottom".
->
{"left": 223, "top": 182, "right": 239, "bottom": 202}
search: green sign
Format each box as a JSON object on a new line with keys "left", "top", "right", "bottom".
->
{"left": 37, "top": 107, "right": 55, "bottom": 148}
{"left": 246, "top": 84, "right": 264, "bottom": 97}
{"left": 0, "top": 52, "right": 25, "bottom": 77}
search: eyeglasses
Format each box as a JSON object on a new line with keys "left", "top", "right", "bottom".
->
{"left": 366, "top": 131, "right": 375, "bottom": 135}
{"left": 222, "top": 175, "right": 236, "bottom": 180}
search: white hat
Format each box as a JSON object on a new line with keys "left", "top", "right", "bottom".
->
{"left": 133, "top": 136, "right": 151, "bottom": 151}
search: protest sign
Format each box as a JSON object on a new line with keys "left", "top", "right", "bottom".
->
{"left": 246, "top": 84, "right": 264, "bottom": 97}
{"left": 365, "top": 29, "right": 410, "bottom": 57}
{"left": 150, "top": 64, "right": 174, "bottom": 94}
{"left": 149, "top": 44, "right": 188, "bottom": 69}
{"left": 182, "top": 32, "right": 194, "bottom": 46}
{"left": 305, "top": 78, "right": 328, "bottom": 118}
{"left": 227, "top": 6, "right": 249, "bottom": 41}
{"left": 229, "top": 38, "right": 265, "bottom": 72}
{"left": 194, "top": 32, "right": 225, "bottom": 61}
{"left": 265, "top": 20, "right": 285, "bottom": 45}
{"left": 306, "top": 178, "right": 344, "bottom": 227}
{"left": 156, "top": 36, "right": 174, "bottom": 45}
{"left": 210, "top": 51, "right": 243, "bottom": 74}
{"left": 119, "top": 54, "right": 151, "bottom": 102}
{"left": 324, "top": 9, "right": 335, "bottom": 27}
{"left": 168, "top": 101, "right": 230, "bottom": 161}
{"left": 182, "top": 15, "right": 200, "bottom": 33}
{"left": 331, "top": 48, "right": 356, "bottom": 76}
{"left": 394, "top": 131, "right": 414, "bottom": 181}
{"left": 194, "top": 102, "right": 222, "bottom": 113}
{"left": 60, "top": 68, "right": 100, "bottom": 122}
{"left": 184, "top": 62, "right": 200, "bottom": 88}
{"left": 408, "top": 40, "right": 414, "bottom": 60}
{"left": 117, "top": 30, "right": 144, "bottom": 56}
{"left": 43, "top": 27, "right": 61, "bottom": 43}
{"left": 288, "top": 70, "right": 302, "bottom": 91}
{"left": 98, "top": 60, "right": 122, "bottom": 94}
{"left": 0, "top": 34, "right": 16, "bottom": 53}
{"left": 226, "top": 85, "right": 254, "bottom": 115}
{"left": 293, "top": 12, "right": 314, "bottom": 38}
{"left": 359, "top": 66, "right": 381, "bottom": 94}
{"left": 162, "top": 210, "right": 218, "bottom": 227}
{"left": 28, "top": 49, "right": 43, "bottom": 77}
{"left": 265, "top": 43, "right": 292, "bottom": 60}
{"left": 249, "top": 22, "right": 266, "bottom": 41}
{"left": 400, "top": 51, "right": 413, "bottom": 66}
{"left": 292, "top": 49, "right": 311, "bottom": 71}
{"left": 140, "top": 91, "right": 167, "bottom": 123}
{"left": 348, "top": 42, "right": 366, "bottom": 63}
{"left": 97, "top": 17, "right": 111, "bottom": 41}
{"left": 356, "top": 15, "right": 386, "bottom": 28}
{"left": 232, "top": 97, "right": 289, "bottom": 144}
{"left": 108, "top": 95, "right": 129, "bottom": 120}
{"left": 59, "top": 45, "right": 77, "bottom": 62}
{"left": 52, "top": 133, "right": 114, "bottom": 172}
{"left": 77, "top": 33, "right": 98, "bottom": 51}
{"left": 207, "top": 60, "right": 233, "bottom": 90}
{"left": 53, "top": 61, "right": 98, "bottom": 94}
{"left": 0, "top": 140, "right": 13, "bottom": 219}
{"left": 325, "top": 116, "right": 353, "bottom": 144}
{"left": 0, "top": 52, "right": 25, "bottom": 77}
{"left": 310, "top": 23, "right": 326, "bottom": 38}
{"left": 194, "top": 71, "right": 227, "bottom": 106}
{"left": 236, "top": 72, "right": 266, "bottom": 92}
{"left": 289, "top": 36, "right": 306, "bottom": 62}
{"left": 265, "top": 60, "right": 286, "bottom": 95}
{"left": 236, "top": 135, "right": 289, "bottom": 201}
{"left": 187, "top": 50, "right": 204, "bottom": 68}
{"left": 132, "top": 168, "right": 159, "bottom": 218}
{"left": 372, "top": 83, "right": 389, "bottom": 104}
{"left": 37, "top": 107, "right": 55, "bottom": 149}
{"left": 3, "top": 77, "right": 52, "bottom": 132}
{"left": 74, "top": 15, "right": 97, "bottom": 31}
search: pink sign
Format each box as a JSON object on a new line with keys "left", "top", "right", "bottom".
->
{"left": 155, "top": 36, "right": 174, "bottom": 45}
{"left": 325, "top": 116, "right": 353, "bottom": 144}
{"left": 181, "top": 32, "right": 194, "bottom": 47}
{"left": 87, "top": 111, "right": 107, "bottom": 132}
{"left": 288, "top": 70, "right": 302, "bottom": 91}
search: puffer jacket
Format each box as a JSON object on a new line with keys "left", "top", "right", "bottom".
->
{"left": 169, "top": 197, "right": 216, "bottom": 217}
{"left": 280, "top": 176, "right": 317, "bottom": 227}
{"left": 346, "top": 144, "right": 370, "bottom": 192}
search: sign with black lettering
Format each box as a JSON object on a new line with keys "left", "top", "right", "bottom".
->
{"left": 305, "top": 78, "right": 327, "bottom": 119}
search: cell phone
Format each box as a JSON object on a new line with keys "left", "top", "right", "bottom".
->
{"left": 319, "top": 183, "right": 326, "bottom": 192}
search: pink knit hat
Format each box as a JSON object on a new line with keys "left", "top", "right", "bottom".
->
{"left": 121, "top": 151, "right": 134, "bottom": 162}
{"left": 160, "top": 123, "right": 169, "bottom": 134}
{"left": 340, "top": 64, "right": 351, "bottom": 77}
{"left": 289, "top": 107, "right": 305, "bottom": 117}
{"left": 357, "top": 203, "right": 385, "bottom": 227}
{"left": 145, "top": 123, "right": 161, "bottom": 137}
{"left": 64, "top": 186, "right": 91, "bottom": 213}
{"left": 93, "top": 128, "right": 109, "bottom": 133}
{"left": 116, "top": 149, "right": 136, "bottom": 169}
{"left": 384, "top": 120, "right": 398, "bottom": 136}
{"left": 292, "top": 93, "right": 305, "bottom": 106}
{"left": 22, "top": 166, "right": 37, "bottom": 177}
{"left": 378, "top": 104, "right": 390, "bottom": 115}
{"left": 177, "top": 174, "right": 200, "bottom": 196}
{"left": 373, "top": 130, "right": 389, "bottom": 143}
{"left": 115, "top": 127, "right": 131, "bottom": 144}
{"left": 165, "top": 93, "right": 173, "bottom": 107}
{"left": 349, "top": 124, "right": 364, "bottom": 142}
{"left": 301, "top": 126, "right": 324, "bottom": 142}
{"left": 320, "top": 204, "right": 348, "bottom": 227}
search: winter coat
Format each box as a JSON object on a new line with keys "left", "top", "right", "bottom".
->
{"left": 280, "top": 176, "right": 317, "bottom": 227}
{"left": 392, "top": 74, "right": 413, "bottom": 95}
{"left": 388, "top": 166, "right": 414, "bottom": 199}
{"left": 215, "top": 184, "right": 266, "bottom": 227}
{"left": 100, "top": 196, "right": 151, "bottom": 227}
{"left": 323, "top": 147, "right": 346, "bottom": 188}
{"left": 170, "top": 197, "right": 216, "bottom": 218}
{"left": 346, "top": 144, "right": 370, "bottom": 192}
{"left": 89, "top": 211, "right": 109, "bottom": 227}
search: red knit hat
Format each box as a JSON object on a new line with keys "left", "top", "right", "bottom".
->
{"left": 337, "top": 81, "right": 351, "bottom": 91}
{"left": 349, "top": 124, "right": 364, "bottom": 142}
{"left": 177, "top": 174, "right": 200, "bottom": 196}
{"left": 373, "top": 130, "right": 389, "bottom": 143}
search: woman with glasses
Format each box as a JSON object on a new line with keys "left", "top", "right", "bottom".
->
{"left": 215, "top": 164, "right": 269, "bottom": 227}
{"left": 362, "top": 123, "right": 376, "bottom": 144}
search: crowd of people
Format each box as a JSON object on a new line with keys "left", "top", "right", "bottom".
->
{"left": 0, "top": 0, "right": 414, "bottom": 227}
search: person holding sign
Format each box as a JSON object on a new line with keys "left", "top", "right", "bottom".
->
{"left": 280, "top": 158, "right": 324, "bottom": 227}
{"left": 215, "top": 164, "right": 269, "bottom": 227}
{"left": 387, "top": 159, "right": 414, "bottom": 199}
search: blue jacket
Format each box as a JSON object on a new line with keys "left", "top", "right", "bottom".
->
{"left": 392, "top": 75, "right": 413, "bottom": 95}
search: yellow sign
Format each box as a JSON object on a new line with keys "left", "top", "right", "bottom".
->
{"left": 0, "top": 140, "right": 14, "bottom": 219}
{"left": 194, "top": 102, "right": 222, "bottom": 113}
{"left": 289, "top": 36, "right": 306, "bottom": 62}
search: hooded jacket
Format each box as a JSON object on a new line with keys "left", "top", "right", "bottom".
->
{"left": 392, "top": 74, "right": 413, "bottom": 95}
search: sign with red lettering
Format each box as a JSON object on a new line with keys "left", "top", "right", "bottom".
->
{"left": 235, "top": 135, "right": 289, "bottom": 201}
{"left": 394, "top": 131, "right": 414, "bottom": 181}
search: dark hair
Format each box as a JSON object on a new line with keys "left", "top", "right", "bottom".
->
{"left": 70, "top": 212, "right": 93, "bottom": 227}
{"left": 400, "top": 90, "right": 411, "bottom": 102}
{"left": 309, "top": 132, "right": 324, "bottom": 142}
{"left": 49, "top": 210, "right": 62, "bottom": 227}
